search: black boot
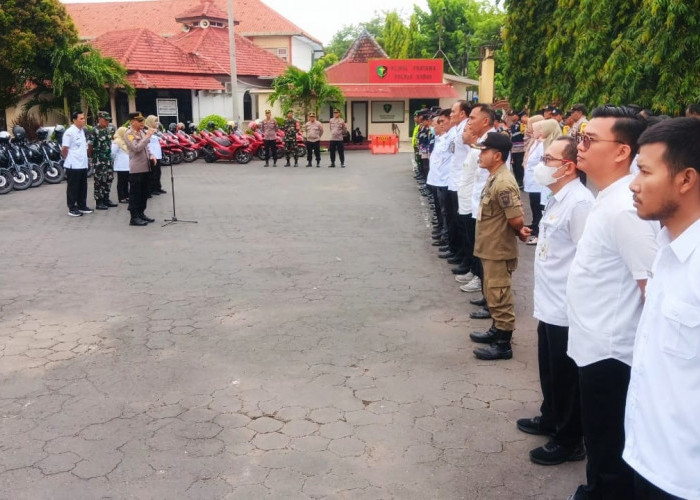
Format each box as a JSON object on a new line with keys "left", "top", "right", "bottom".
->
{"left": 264, "top": 161, "right": 269, "bottom": 167}
{"left": 284, "top": 160, "right": 291, "bottom": 167}
{"left": 96, "top": 199, "right": 108, "bottom": 210}
{"left": 316, "top": 162, "right": 320, "bottom": 168}
{"left": 473, "top": 330, "right": 513, "bottom": 360}
{"left": 469, "top": 325, "right": 498, "bottom": 344}
{"left": 130, "top": 213, "right": 147, "bottom": 226}
{"left": 104, "top": 198, "right": 118, "bottom": 207}
{"left": 140, "top": 212, "right": 155, "bottom": 223}
{"left": 294, "top": 160, "right": 298, "bottom": 167}
{"left": 305, "top": 162, "right": 312, "bottom": 167}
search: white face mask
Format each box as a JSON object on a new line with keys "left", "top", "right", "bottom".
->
{"left": 533, "top": 161, "right": 566, "bottom": 186}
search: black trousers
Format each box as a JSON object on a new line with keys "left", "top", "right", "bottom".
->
{"left": 128, "top": 172, "right": 149, "bottom": 217}
{"left": 435, "top": 187, "right": 449, "bottom": 238}
{"left": 116, "top": 171, "right": 129, "bottom": 201}
{"left": 537, "top": 321, "right": 582, "bottom": 448}
{"left": 306, "top": 141, "right": 320, "bottom": 164}
{"left": 420, "top": 158, "right": 429, "bottom": 179}
{"left": 458, "top": 213, "right": 476, "bottom": 271}
{"left": 263, "top": 140, "right": 276, "bottom": 163}
{"left": 65, "top": 168, "right": 88, "bottom": 210}
{"left": 579, "top": 358, "right": 634, "bottom": 499}
{"left": 149, "top": 159, "right": 162, "bottom": 192}
{"left": 633, "top": 472, "right": 683, "bottom": 500}
{"left": 428, "top": 185, "right": 442, "bottom": 231}
{"left": 511, "top": 151, "right": 525, "bottom": 188}
{"left": 329, "top": 140, "right": 344, "bottom": 165}
{"left": 445, "top": 190, "right": 463, "bottom": 256}
{"left": 528, "top": 191, "right": 543, "bottom": 236}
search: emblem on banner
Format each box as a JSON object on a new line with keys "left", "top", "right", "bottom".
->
{"left": 376, "top": 65, "right": 388, "bottom": 78}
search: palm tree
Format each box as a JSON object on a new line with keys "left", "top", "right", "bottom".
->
{"left": 268, "top": 61, "right": 345, "bottom": 119}
{"left": 51, "top": 44, "right": 131, "bottom": 120}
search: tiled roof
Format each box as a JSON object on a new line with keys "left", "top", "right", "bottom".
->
{"left": 341, "top": 29, "right": 388, "bottom": 63}
{"left": 64, "top": 0, "right": 321, "bottom": 43}
{"left": 170, "top": 27, "right": 288, "bottom": 77}
{"left": 128, "top": 71, "right": 224, "bottom": 90}
{"left": 175, "top": 1, "right": 229, "bottom": 23}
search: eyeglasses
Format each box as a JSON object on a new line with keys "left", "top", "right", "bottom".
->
{"left": 576, "top": 133, "right": 624, "bottom": 150}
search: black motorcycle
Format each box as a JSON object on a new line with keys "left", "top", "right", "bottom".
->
{"left": 34, "top": 128, "right": 65, "bottom": 183}
{"left": 0, "top": 131, "right": 32, "bottom": 190}
{"left": 11, "top": 126, "right": 44, "bottom": 187}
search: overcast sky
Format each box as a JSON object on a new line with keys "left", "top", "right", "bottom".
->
{"left": 61, "top": 0, "right": 429, "bottom": 46}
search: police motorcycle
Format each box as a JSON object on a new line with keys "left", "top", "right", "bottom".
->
{"left": 33, "top": 128, "right": 66, "bottom": 183}
{"left": 11, "top": 126, "right": 45, "bottom": 187}
{"left": 0, "top": 131, "right": 32, "bottom": 191}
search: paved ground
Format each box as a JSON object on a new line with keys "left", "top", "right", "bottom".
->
{"left": 0, "top": 152, "right": 583, "bottom": 499}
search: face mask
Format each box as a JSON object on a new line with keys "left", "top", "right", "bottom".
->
{"left": 533, "top": 161, "right": 565, "bottom": 186}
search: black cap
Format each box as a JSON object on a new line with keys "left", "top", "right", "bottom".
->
{"left": 551, "top": 108, "right": 562, "bottom": 116}
{"left": 471, "top": 131, "right": 512, "bottom": 151}
{"left": 128, "top": 112, "right": 145, "bottom": 121}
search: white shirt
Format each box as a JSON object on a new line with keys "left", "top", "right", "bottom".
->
{"left": 111, "top": 143, "right": 129, "bottom": 172}
{"left": 533, "top": 178, "right": 594, "bottom": 326}
{"left": 61, "top": 125, "right": 88, "bottom": 169}
{"left": 427, "top": 130, "right": 452, "bottom": 188}
{"left": 147, "top": 134, "right": 162, "bottom": 159}
{"left": 447, "top": 119, "right": 469, "bottom": 191}
{"left": 467, "top": 128, "right": 497, "bottom": 217}
{"left": 623, "top": 219, "right": 700, "bottom": 499}
{"left": 566, "top": 174, "right": 659, "bottom": 367}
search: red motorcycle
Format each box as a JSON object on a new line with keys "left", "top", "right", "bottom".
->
{"left": 199, "top": 128, "right": 252, "bottom": 164}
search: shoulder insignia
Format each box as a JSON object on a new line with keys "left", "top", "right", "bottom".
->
{"left": 498, "top": 190, "right": 513, "bottom": 208}
{"left": 579, "top": 122, "right": 587, "bottom": 133}
{"left": 128, "top": 134, "right": 134, "bottom": 141}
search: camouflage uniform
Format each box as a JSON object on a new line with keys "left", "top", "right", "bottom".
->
{"left": 92, "top": 125, "right": 114, "bottom": 201}
{"left": 282, "top": 117, "right": 299, "bottom": 166}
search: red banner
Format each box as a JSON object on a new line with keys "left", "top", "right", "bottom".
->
{"left": 368, "top": 59, "right": 444, "bottom": 84}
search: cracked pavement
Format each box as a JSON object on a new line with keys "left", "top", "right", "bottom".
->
{"left": 0, "top": 153, "right": 582, "bottom": 499}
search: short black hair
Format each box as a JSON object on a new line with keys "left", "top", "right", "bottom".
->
{"left": 456, "top": 99, "right": 472, "bottom": 116}
{"left": 493, "top": 148, "right": 509, "bottom": 163}
{"left": 439, "top": 109, "right": 451, "bottom": 119}
{"left": 638, "top": 117, "right": 700, "bottom": 177}
{"left": 71, "top": 111, "right": 82, "bottom": 120}
{"left": 686, "top": 103, "right": 700, "bottom": 116}
{"left": 570, "top": 103, "right": 587, "bottom": 114}
{"left": 472, "top": 103, "right": 496, "bottom": 126}
{"left": 591, "top": 105, "right": 648, "bottom": 157}
{"left": 555, "top": 136, "right": 578, "bottom": 164}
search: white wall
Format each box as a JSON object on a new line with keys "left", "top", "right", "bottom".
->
{"left": 191, "top": 89, "right": 246, "bottom": 124}
{"left": 291, "top": 37, "right": 315, "bottom": 71}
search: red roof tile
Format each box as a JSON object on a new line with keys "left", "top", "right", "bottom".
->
{"left": 64, "top": 0, "right": 321, "bottom": 43}
{"left": 341, "top": 30, "right": 388, "bottom": 63}
{"left": 128, "top": 71, "right": 224, "bottom": 90}
{"left": 170, "top": 27, "right": 288, "bottom": 77}
{"left": 175, "top": 1, "right": 229, "bottom": 23}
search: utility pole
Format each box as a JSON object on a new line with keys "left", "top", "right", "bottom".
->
{"left": 227, "top": 0, "right": 239, "bottom": 121}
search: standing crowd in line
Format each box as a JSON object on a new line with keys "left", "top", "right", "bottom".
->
{"left": 412, "top": 100, "right": 700, "bottom": 500}
{"left": 61, "top": 110, "right": 168, "bottom": 226}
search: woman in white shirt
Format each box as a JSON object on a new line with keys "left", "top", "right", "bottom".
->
{"left": 523, "top": 117, "right": 562, "bottom": 245}
{"left": 112, "top": 127, "right": 130, "bottom": 203}
{"left": 144, "top": 115, "right": 165, "bottom": 195}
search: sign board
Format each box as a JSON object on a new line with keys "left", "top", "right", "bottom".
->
{"left": 368, "top": 59, "right": 443, "bottom": 84}
{"left": 157, "top": 98, "right": 178, "bottom": 117}
{"left": 371, "top": 101, "right": 405, "bottom": 123}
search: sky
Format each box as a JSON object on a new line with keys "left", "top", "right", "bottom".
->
{"left": 60, "top": 0, "right": 429, "bottom": 46}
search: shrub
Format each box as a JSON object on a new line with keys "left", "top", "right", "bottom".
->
{"left": 198, "top": 114, "right": 228, "bottom": 131}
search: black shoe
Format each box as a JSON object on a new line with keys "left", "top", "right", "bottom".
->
{"left": 341, "top": 164, "right": 345, "bottom": 168}
{"left": 78, "top": 206, "right": 94, "bottom": 214}
{"left": 294, "top": 162, "right": 298, "bottom": 167}
{"left": 469, "top": 298, "right": 487, "bottom": 307}
{"left": 157, "top": 189, "right": 167, "bottom": 194}
{"left": 439, "top": 245, "right": 450, "bottom": 252}
{"left": 470, "top": 326, "right": 498, "bottom": 344}
{"left": 447, "top": 256, "right": 462, "bottom": 265}
{"left": 147, "top": 193, "right": 152, "bottom": 198}
{"left": 316, "top": 163, "right": 320, "bottom": 167}
{"left": 130, "top": 217, "right": 148, "bottom": 226}
{"left": 104, "top": 198, "right": 118, "bottom": 207}
{"left": 264, "top": 162, "right": 269, "bottom": 167}
{"left": 516, "top": 416, "right": 555, "bottom": 436}
{"left": 119, "top": 198, "right": 129, "bottom": 204}
{"left": 432, "top": 240, "right": 448, "bottom": 247}
{"left": 438, "top": 251, "right": 454, "bottom": 259}
{"left": 273, "top": 163, "right": 278, "bottom": 167}
{"left": 470, "top": 308, "right": 491, "bottom": 320}
{"left": 529, "top": 441, "right": 586, "bottom": 466}
{"left": 95, "top": 201, "right": 108, "bottom": 210}
{"left": 306, "top": 163, "right": 312, "bottom": 167}
{"left": 140, "top": 213, "right": 155, "bottom": 223}
{"left": 451, "top": 265, "right": 469, "bottom": 275}
{"left": 328, "top": 164, "right": 336, "bottom": 168}
{"left": 474, "top": 341, "right": 512, "bottom": 360}
{"left": 150, "top": 191, "right": 161, "bottom": 196}
{"left": 284, "top": 162, "right": 291, "bottom": 167}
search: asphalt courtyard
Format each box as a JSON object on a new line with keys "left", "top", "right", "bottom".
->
{"left": 0, "top": 152, "right": 583, "bottom": 499}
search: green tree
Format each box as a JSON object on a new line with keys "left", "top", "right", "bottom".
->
{"left": 0, "top": 0, "right": 78, "bottom": 110}
{"left": 268, "top": 62, "right": 345, "bottom": 119}
{"left": 325, "top": 15, "right": 384, "bottom": 59}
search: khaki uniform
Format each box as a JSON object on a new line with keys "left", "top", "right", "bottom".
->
{"left": 474, "top": 164, "right": 523, "bottom": 331}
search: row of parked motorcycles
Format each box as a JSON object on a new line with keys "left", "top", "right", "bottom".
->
{"left": 160, "top": 122, "right": 307, "bottom": 166}
{"left": 0, "top": 125, "right": 68, "bottom": 194}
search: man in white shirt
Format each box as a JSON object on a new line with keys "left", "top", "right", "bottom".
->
{"left": 624, "top": 118, "right": 700, "bottom": 499}
{"left": 61, "top": 111, "right": 92, "bottom": 217}
{"left": 566, "top": 106, "right": 659, "bottom": 500}
{"left": 427, "top": 109, "right": 454, "bottom": 244}
{"left": 516, "top": 136, "right": 594, "bottom": 466}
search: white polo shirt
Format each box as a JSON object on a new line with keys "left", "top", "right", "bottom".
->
{"left": 427, "top": 130, "right": 452, "bottom": 188}
{"left": 61, "top": 124, "right": 88, "bottom": 170}
{"left": 147, "top": 134, "right": 162, "bottom": 160}
{"left": 534, "top": 178, "right": 594, "bottom": 326}
{"left": 623, "top": 219, "right": 700, "bottom": 499}
{"left": 468, "top": 128, "right": 497, "bottom": 218}
{"left": 566, "top": 174, "right": 659, "bottom": 367}
{"left": 447, "top": 119, "right": 469, "bottom": 192}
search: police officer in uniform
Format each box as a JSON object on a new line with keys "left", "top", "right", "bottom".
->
{"left": 261, "top": 109, "right": 278, "bottom": 167}
{"left": 92, "top": 111, "right": 117, "bottom": 210}
{"left": 304, "top": 112, "right": 323, "bottom": 167}
{"left": 328, "top": 108, "right": 347, "bottom": 168}
{"left": 282, "top": 110, "right": 300, "bottom": 167}
{"left": 124, "top": 112, "right": 155, "bottom": 226}
{"left": 469, "top": 132, "right": 530, "bottom": 360}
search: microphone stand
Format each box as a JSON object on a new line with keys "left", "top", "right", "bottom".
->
{"left": 162, "top": 159, "right": 197, "bottom": 227}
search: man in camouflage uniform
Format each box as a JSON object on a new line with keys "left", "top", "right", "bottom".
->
{"left": 282, "top": 110, "right": 300, "bottom": 167}
{"left": 92, "top": 111, "right": 117, "bottom": 210}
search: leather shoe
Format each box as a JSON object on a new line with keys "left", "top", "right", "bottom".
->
{"left": 447, "top": 256, "right": 462, "bottom": 265}
{"left": 104, "top": 199, "right": 118, "bottom": 207}
{"left": 516, "top": 416, "right": 555, "bottom": 436}
{"left": 439, "top": 245, "right": 450, "bottom": 252}
{"left": 451, "top": 265, "right": 469, "bottom": 275}
{"left": 140, "top": 213, "right": 155, "bottom": 223}
{"left": 529, "top": 441, "right": 586, "bottom": 466}
{"left": 95, "top": 201, "right": 108, "bottom": 210}
{"left": 470, "top": 308, "right": 491, "bottom": 320}
{"left": 157, "top": 189, "right": 167, "bottom": 194}
{"left": 130, "top": 217, "right": 148, "bottom": 226}
{"left": 438, "top": 251, "right": 454, "bottom": 259}
{"left": 432, "top": 240, "right": 448, "bottom": 247}
{"left": 473, "top": 341, "right": 512, "bottom": 360}
{"left": 470, "top": 297, "right": 487, "bottom": 307}
{"left": 470, "top": 326, "right": 498, "bottom": 344}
